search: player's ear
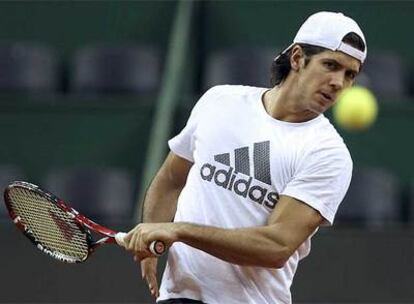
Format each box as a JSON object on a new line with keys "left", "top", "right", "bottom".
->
{"left": 290, "top": 45, "right": 305, "bottom": 71}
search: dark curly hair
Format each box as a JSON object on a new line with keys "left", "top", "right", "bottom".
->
{"left": 270, "top": 32, "right": 366, "bottom": 87}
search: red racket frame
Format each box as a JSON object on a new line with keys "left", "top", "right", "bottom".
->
{"left": 4, "top": 181, "right": 122, "bottom": 263}
{"left": 4, "top": 181, "right": 165, "bottom": 263}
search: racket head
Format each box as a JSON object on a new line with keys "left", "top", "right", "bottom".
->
{"left": 4, "top": 181, "right": 93, "bottom": 263}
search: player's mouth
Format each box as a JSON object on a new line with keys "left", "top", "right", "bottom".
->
{"left": 318, "top": 91, "right": 334, "bottom": 104}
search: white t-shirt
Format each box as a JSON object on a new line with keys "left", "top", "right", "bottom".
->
{"left": 158, "top": 85, "right": 352, "bottom": 304}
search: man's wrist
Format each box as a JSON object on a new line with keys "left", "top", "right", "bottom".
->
{"left": 172, "top": 222, "right": 190, "bottom": 243}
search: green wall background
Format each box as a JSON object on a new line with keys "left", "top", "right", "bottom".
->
{"left": 0, "top": 1, "right": 177, "bottom": 190}
{"left": 0, "top": 1, "right": 175, "bottom": 55}
{"left": 203, "top": 1, "right": 414, "bottom": 62}
{"left": 0, "top": 96, "right": 155, "bottom": 184}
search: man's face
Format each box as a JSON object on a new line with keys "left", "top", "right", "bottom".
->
{"left": 295, "top": 49, "right": 361, "bottom": 115}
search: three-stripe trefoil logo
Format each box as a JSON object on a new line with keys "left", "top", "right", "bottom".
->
{"left": 199, "top": 141, "right": 279, "bottom": 210}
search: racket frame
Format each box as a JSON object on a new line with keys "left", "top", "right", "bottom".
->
{"left": 4, "top": 181, "right": 118, "bottom": 263}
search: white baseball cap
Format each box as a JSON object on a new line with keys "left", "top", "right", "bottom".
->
{"left": 280, "top": 11, "right": 367, "bottom": 63}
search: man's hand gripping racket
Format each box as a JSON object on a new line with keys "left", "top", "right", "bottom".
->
{"left": 3, "top": 181, "right": 166, "bottom": 263}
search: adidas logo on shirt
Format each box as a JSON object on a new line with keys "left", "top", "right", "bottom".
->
{"left": 199, "top": 141, "right": 279, "bottom": 210}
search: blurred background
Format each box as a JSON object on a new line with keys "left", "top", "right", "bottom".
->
{"left": 0, "top": 1, "right": 413, "bottom": 303}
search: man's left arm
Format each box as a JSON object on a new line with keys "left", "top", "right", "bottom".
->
{"left": 124, "top": 195, "right": 323, "bottom": 268}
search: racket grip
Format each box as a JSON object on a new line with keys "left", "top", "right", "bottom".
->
{"left": 149, "top": 240, "right": 166, "bottom": 257}
{"left": 116, "top": 233, "right": 165, "bottom": 256}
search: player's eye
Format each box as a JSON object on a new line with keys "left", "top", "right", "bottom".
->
{"left": 323, "top": 61, "right": 337, "bottom": 70}
{"left": 346, "top": 71, "right": 357, "bottom": 80}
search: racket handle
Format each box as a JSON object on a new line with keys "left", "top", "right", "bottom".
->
{"left": 149, "top": 240, "right": 166, "bottom": 257}
{"left": 115, "top": 232, "right": 165, "bottom": 257}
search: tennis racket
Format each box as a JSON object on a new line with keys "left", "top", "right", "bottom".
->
{"left": 4, "top": 181, "right": 165, "bottom": 263}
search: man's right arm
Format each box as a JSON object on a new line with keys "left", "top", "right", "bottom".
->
{"left": 141, "top": 151, "right": 193, "bottom": 224}
{"left": 136, "top": 151, "right": 193, "bottom": 298}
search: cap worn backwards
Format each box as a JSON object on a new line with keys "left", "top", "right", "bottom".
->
{"left": 279, "top": 11, "right": 367, "bottom": 63}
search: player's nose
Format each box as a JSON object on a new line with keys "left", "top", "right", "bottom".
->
{"left": 329, "top": 71, "right": 345, "bottom": 91}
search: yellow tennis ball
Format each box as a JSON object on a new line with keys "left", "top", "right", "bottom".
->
{"left": 333, "top": 86, "right": 378, "bottom": 131}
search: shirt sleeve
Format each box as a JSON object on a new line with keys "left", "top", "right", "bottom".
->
{"left": 168, "top": 86, "right": 220, "bottom": 162}
{"left": 281, "top": 143, "right": 353, "bottom": 225}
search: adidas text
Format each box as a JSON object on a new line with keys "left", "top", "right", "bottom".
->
{"left": 200, "top": 163, "right": 279, "bottom": 209}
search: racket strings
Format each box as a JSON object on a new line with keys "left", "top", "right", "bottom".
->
{"left": 8, "top": 188, "right": 89, "bottom": 261}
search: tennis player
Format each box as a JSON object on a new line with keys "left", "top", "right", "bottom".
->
{"left": 123, "top": 11, "right": 367, "bottom": 304}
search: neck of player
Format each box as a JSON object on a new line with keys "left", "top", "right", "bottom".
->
{"left": 262, "top": 76, "right": 319, "bottom": 123}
